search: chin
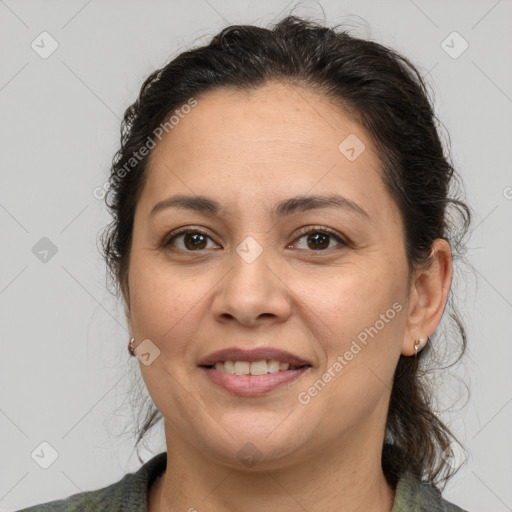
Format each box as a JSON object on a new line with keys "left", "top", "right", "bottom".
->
{"left": 193, "top": 424, "right": 313, "bottom": 471}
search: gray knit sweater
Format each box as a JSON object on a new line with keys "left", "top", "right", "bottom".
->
{"left": 17, "top": 452, "right": 468, "bottom": 511}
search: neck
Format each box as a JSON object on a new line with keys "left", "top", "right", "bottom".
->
{"left": 149, "top": 423, "right": 395, "bottom": 512}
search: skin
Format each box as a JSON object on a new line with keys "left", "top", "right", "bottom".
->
{"left": 124, "top": 81, "right": 453, "bottom": 512}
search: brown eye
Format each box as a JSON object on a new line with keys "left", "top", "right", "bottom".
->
{"left": 306, "top": 232, "right": 330, "bottom": 250}
{"left": 183, "top": 232, "right": 208, "bottom": 250}
{"left": 166, "top": 230, "right": 220, "bottom": 251}
{"left": 290, "top": 228, "right": 347, "bottom": 251}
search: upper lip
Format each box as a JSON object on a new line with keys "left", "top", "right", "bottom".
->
{"left": 198, "top": 347, "right": 312, "bottom": 367}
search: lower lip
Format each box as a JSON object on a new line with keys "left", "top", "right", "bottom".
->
{"left": 200, "top": 367, "right": 310, "bottom": 396}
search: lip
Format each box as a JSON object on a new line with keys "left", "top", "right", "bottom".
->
{"left": 200, "top": 366, "right": 311, "bottom": 396}
{"left": 197, "top": 347, "right": 311, "bottom": 367}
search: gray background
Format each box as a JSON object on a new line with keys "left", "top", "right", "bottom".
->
{"left": 1, "top": 1, "right": 511, "bottom": 510}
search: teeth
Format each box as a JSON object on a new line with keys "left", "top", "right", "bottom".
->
{"left": 223, "top": 361, "right": 235, "bottom": 374}
{"left": 212, "top": 360, "right": 297, "bottom": 375}
{"left": 215, "top": 361, "right": 227, "bottom": 372}
{"left": 245, "top": 360, "right": 267, "bottom": 375}
{"left": 268, "top": 360, "right": 281, "bottom": 373}
{"left": 234, "top": 361, "right": 250, "bottom": 375}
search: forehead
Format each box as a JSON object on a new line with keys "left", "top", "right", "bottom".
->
{"left": 158, "top": 82, "right": 366, "bottom": 160}
{"left": 140, "top": 81, "right": 391, "bottom": 222}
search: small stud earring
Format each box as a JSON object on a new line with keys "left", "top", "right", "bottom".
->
{"left": 414, "top": 338, "right": 426, "bottom": 357}
{"left": 128, "top": 337, "right": 136, "bottom": 356}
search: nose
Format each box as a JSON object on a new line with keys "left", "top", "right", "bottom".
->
{"left": 211, "top": 248, "right": 292, "bottom": 327}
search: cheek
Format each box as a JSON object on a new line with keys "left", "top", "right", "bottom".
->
{"left": 295, "top": 272, "right": 406, "bottom": 433}
{"left": 127, "top": 252, "right": 207, "bottom": 347}
{"left": 301, "top": 259, "right": 405, "bottom": 338}
{"left": 299, "top": 260, "right": 407, "bottom": 382}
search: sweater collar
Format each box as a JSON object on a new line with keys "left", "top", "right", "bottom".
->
{"left": 123, "top": 452, "right": 448, "bottom": 512}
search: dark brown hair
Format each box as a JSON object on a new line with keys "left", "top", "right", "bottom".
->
{"left": 101, "top": 15, "right": 471, "bottom": 487}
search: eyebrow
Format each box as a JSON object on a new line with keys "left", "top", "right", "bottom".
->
{"left": 150, "top": 193, "right": 369, "bottom": 219}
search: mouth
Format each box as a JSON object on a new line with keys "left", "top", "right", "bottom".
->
{"left": 197, "top": 347, "right": 312, "bottom": 369}
{"left": 199, "top": 359, "right": 312, "bottom": 397}
{"left": 197, "top": 347, "right": 312, "bottom": 396}
{"left": 199, "top": 360, "right": 311, "bottom": 375}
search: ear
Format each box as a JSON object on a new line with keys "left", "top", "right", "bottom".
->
{"left": 401, "top": 239, "right": 453, "bottom": 356}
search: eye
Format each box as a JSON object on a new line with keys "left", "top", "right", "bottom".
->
{"left": 164, "top": 229, "right": 221, "bottom": 251}
{"left": 163, "top": 226, "right": 349, "bottom": 253}
{"left": 289, "top": 227, "right": 348, "bottom": 251}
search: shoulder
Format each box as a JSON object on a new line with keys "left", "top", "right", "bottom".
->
{"left": 16, "top": 452, "right": 167, "bottom": 512}
{"left": 393, "top": 472, "right": 469, "bottom": 512}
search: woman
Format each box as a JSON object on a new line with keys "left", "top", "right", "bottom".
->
{"left": 20, "top": 14, "right": 470, "bottom": 512}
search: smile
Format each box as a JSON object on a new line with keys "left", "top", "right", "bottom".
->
{"left": 205, "top": 360, "right": 308, "bottom": 375}
{"left": 200, "top": 364, "right": 311, "bottom": 396}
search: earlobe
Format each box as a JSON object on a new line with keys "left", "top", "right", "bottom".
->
{"left": 401, "top": 239, "right": 453, "bottom": 356}
{"left": 413, "top": 337, "right": 428, "bottom": 356}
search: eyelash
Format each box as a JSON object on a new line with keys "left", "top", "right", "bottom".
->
{"left": 162, "top": 225, "right": 350, "bottom": 253}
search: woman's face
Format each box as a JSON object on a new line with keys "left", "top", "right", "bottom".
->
{"left": 126, "top": 82, "right": 416, "bottom": 469}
